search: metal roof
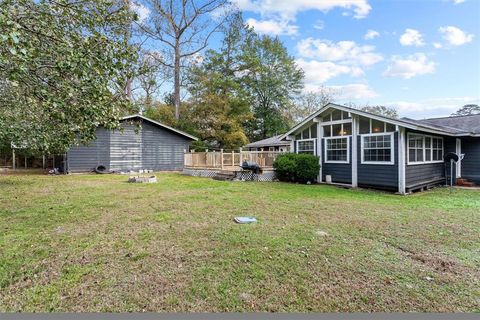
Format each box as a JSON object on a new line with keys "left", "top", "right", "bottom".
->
{"left": 121, "top": 114, "right": 198, "bottom": 141}
{"left": 244, "top": 135, "right": 290, "bottom": 148}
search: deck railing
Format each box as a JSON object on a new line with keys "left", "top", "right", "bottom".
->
{"left": 184, "top": 150, "right": 285, "bottom": 169}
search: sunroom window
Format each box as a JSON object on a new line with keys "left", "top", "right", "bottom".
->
{"left": 325, "top": 137, "right": 349, "bottom": 163}
{"left": 297, "top": 140, "right": 315, "bottom": 155}
{"left": 408, "top": 134, "right": 444, "bottom": 164}
{"left": 362, "top": 133, "right": 394, "bottom": 164}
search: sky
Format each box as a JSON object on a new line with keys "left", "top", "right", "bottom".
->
{"left": 133, "top": 0, "right": 480, "bottom": 119}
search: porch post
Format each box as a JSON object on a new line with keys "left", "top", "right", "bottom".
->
{"left": 398, "top": 127, "right": 406, "bottom": 194}
{"left": 351, "top": 115, "right": 358, "bottom": 187}
{"left": 315, "top": 118, "right": 323, "bottom": 183}
{"left": 456, "top": 138, "right": 461, "bottom": 178}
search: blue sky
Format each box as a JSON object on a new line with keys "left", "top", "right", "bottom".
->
{"left": 235, "top": 0, "right": 480, "bottom": 118}
{"left": 133, "top": 0, "right": 480, "bottom": 119}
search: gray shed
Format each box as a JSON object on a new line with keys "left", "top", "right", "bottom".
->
{"left": 67, "top": 115, "right": 197, "bottom": 172}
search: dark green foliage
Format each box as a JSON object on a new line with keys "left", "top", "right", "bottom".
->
{"left": 273, "top": 153, "right": 320, "bottom": 183}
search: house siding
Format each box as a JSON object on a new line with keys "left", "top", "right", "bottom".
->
{"left": 141, "top": 122, "right": 189, "bottom": 171}
{"left": 322, "top": 137, "right": 352, "bottom": 184}
{"left": 67, "top": 128, "right": 110, "bottom": 172}
{"left": 405, "top": 130, "right": 456, "bottom": 188}
{"left": 357, "top": 132, "right": 399, "bottom": 190}
{"left": 461, "top": 137, "right": 480, "bottom": 184}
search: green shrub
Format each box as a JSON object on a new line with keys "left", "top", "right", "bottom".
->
{"left": 273, "top": 153, "right": 320, "bottom": 183}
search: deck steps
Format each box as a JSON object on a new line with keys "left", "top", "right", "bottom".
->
{"left": 456, "top": 178, "right": 476, "bottom": 187}
{"left": 213, "top": 170, "right": 237, "bottom": 181}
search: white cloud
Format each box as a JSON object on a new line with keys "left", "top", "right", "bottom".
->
{"left": 453, "top": 0, "right": 465, "bottom": 4}
{"left": 389, "top": 97, "right": 480, "bottom": 118}
{"left": 328, "top": 84, "right": 379, "bottom": 100}
{"left": 232, "top": 0, "right": 372, "bottom": 19}
{"left": 364, "top": 30, "right": 380, "bottom": 40}
{"left": 399, "top": 28, "right": 425, "bottom": 46}
{"left": 439, "top": 26, "right": 474, "bottom": 46}
{"left": 433, "top": 42, "right": 443, "bottom": 49}
{"left": 383, "top": 53, "right": 436, "bottom": 79}
{"left": 297, "top": 38, "right": 383, "bottom": 66}
{"left": 296, "top": 59, "right": 363, "bottom": 84}
{"left": 246, "top": 18, "right": 298, "bottom": 36}
{"left": 130, "top": 1, "right": 150, "bottom": 23}
{"left": 313, "top": 20, "right": 325, "bottom": 30}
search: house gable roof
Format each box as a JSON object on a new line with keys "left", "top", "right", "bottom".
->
{"left": 279, "top": 103, "right": 478, "bottom": 139}
{"left": 121, "top": 114, "right": 198, "bottom": 141}
{"left": 414, "top": 114, "right": 480, "bottom": 135}
{"left": 244, "top": 135, "right": 290, "bottom": 148}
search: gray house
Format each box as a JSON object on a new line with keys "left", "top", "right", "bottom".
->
{"left": 280, "top": 103, "right": 480, "bottom": 194}
{"left": 67, "top": 115, "right": 197, "bottom": 172}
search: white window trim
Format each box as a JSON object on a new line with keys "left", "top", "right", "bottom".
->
{"left": 296, "top": 138, "right": 316, "bottom": 155}
{"left": 407, "top": 133, "right": 444, "bottom": 165}
{"left": 324, "top": 136, "right": 350, "bottom": 164}
{"left": 360, "top": 132, "right": 395, "bottom": 165}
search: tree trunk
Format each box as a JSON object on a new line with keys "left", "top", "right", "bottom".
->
{"left": 174, "top": 43, "right": 181, "bottom": 120}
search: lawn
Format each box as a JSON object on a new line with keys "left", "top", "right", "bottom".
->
{"left": 0, "top": 172, "right": 479, "bottom": 312}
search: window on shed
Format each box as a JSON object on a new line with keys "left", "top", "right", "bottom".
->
{"left": 297, "top": 140, "right": 315, "bottom": 155}
{"left": 342, "top": 111, "right": 351, "bottom": 119}
{"left": 326, "top": 138, "right": 349, "bottom": 162}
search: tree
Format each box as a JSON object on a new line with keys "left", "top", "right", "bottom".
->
{"left": 186, "top": 13, "right": 252, "bottom": 149}
{"left": 293, "top": 87, "right": 337, "bottom": 122}
{"left": 451, "top": 104, "right": 480, "bottom": 116}
{"left": 139, "top": 0, "right": 231, "bottom": 120}
{"left": 0, "top": 0, "right": 137, "bottom": 154}
{"left": 242, "top": 35, "right": 304, "bottom": 140}
{"left": 133, "top": 50, "right": 170, "bottom": 110}
{"left": 359, "top": 105, "right": 399, "bottom": 118}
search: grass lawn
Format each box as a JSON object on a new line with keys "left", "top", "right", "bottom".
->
{"left": 0, "top": 172, "right": 479, "bottom": 312}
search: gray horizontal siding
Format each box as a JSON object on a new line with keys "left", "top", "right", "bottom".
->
{"left": 461, "top": 137, "right": 480, "bottom": 184}
{"left": 67, "top": 119, "right": 192, "bottom": 172}
{"left": 109, "top": 123, "right": 142, "bottom": 171}
{"left": 67, "top": 128, "right": 110, "bottom": 172}
{"left": 322, "top": 137, "right": 352, "bottom": 184}
{"left": 141, "top": 122, "right": 189, "bottom": 171}
{"left": 358, "top": 132, "right": 399, "bottom": 189}
{"left": 405, "top": 130, "right": 456, "bottom": 187}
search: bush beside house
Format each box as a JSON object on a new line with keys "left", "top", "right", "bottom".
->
{"left": 273, "top": 153, "right": 320, "bottom": 183}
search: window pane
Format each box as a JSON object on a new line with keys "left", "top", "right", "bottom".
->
{"left": 310, "top": 124, "right": 317, "bottom": 138}
{"left": 326, "top": 138, "right": 348, "bottom": 162}
{"left": 295, "top": 133, "right": 301, "bottom": 140}
{"left": 386, "top": 123, "right": 396, "bottom": 132}
{"left": 323, "top": 125, "right": 331, "bottom": 137}
{"left": 331, "top": 109, "right": 342, "bottom": 121}
{"left": 362, "top": 134, "right": 393, "bottom": 163}
{"left": 298, "top": 140, "right": 315, "bottom": 155}
{"left": 302, "top": 128, "right": 310, "bottom": 139}
{"left": 332, "top": 124, "right": 342, "bottom": 136}
{"left": 371, "top": 119, "right": 385, "bottom": 133}
{"left": 359, "top": 117, "right": 370, "bottom": 134}
{"left": 342, "top": 111, "right": 351, "bottom": 119}
{"left": 342, "top": 123, "right": 352, "bottom": 135}
{"left": 322, "top": 113, "right": 331, "bottom": 122}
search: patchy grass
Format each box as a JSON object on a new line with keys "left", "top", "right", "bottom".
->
{"left": 0, "top": 172, "right": 479, "bottom": 312}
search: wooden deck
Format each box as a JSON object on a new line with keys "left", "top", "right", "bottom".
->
{"left": 184, "top": 150, "right": 284, "bottom": 170}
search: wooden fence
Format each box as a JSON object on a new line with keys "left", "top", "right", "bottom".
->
{"left": 184, "top": 150, "right": 285, "bottom": 169}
